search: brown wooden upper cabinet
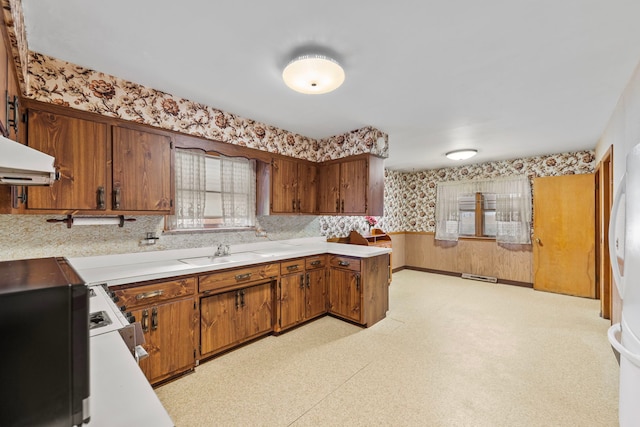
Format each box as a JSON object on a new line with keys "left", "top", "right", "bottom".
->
{"left": 112, "top": 127, "right": 172, "bottom": 212}
{"left": 257, "top": 157, "right": 317, "bottom": 215}
{"left": 316, "top": 154, "right": 385, "bottom": 216}
{"left": 24, "top": 109, "right": 173, "bottom": 214}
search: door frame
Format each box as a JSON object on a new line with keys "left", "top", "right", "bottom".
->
{"left": 595, "top": 146, "right": 613, "bottom": 320}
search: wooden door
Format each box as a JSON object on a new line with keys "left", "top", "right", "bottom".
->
{"left": 270, "top": 158, "right": 298, "bottom": 213}
{"left": 136, "top": 298, "right": 196, "bottom": 384}
{"left": 240, "top": 282, "right": 273, "bottom": 339}
{"left": 533, "top": 174, "right": 595, "bottom": 297}
{"left": 27, "top": 111, "right": 108, "bottom": 210}
{"left": 298, "top": 163, "right": 317, "bottom": 214}
{"left": 112, "top": 127, "right": 172, "bottom": 211}
{"left": 340, "top": 159, "right": 368, "bottom": 214}
{"left": 305, "top": 268, "right": 327, "bottom": 319}
{"left": 316, "top": 162, "right": 341, "bottom": 213}
{"left": 200, "top": 290, "right": 241, "bottom": 356}
{"left": 279, "top": 273, "right": 305, "bottom": 329}
{"left": 328, "top": 268, "right": 361, "bottom": 322}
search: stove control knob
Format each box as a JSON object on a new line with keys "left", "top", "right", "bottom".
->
{"left": 120, "top": 305, "right": 127, "bottom": 312}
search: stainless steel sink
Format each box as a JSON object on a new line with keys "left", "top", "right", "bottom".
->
{"left": 178, "top": 252, "right": 270, "bottom": 267}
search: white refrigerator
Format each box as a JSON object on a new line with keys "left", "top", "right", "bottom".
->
{"left": 608, "top": 143, "right": 640, "bottom": 426}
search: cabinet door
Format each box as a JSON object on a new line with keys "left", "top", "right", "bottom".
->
{"left": 298, "top": 163, "right": 317, "bottom": 214}
{"left": 316, "top": 162, "right": 341, "bottom": 214}
{"left": 112, "top": 127, "right": 172, "bottom": 211}
{"left": 134, "top": 298, "right": 196, "bottom": 385}
{"left": 279, "top": 273, "right": 305, "bottom": 329}
{"left": 200, "top": 290, "right": 242, "bottom": 356}
{"left": 271, "top": 158, "right": 298, "bottom": 213}
{"left": 240, "top": 282, "right": 273, "bottom": 338}
{"left": 328, "top": 268, "right": 362, "bottom": 323}
{"left": 305, "top": 269, "right": 327, "bottom": 319}
{"left": 27, "top": 110, "right": 108, "bottom": 210}
{"left": 340, "top": 159, "right": 368, "bottom": 214}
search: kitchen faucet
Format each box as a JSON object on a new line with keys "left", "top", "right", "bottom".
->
{"left": 214, "top": 243, "right": 230, "bottom": 257}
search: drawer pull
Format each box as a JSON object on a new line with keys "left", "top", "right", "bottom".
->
{"left": 141, "top": 309, "right": 149, "bottom": 333}
{"left": 151, "top": 307, "right": 158, "bottom": 331}
{"left": 338, "top": 260, "right": 350, "bottom": 267}
{"left": 136, "top": 290, "right": 164, "bottom": 300}
{"left": 286, "top": 264, "right": 299, "bottom": 271}
{"left": 310, "top": 260, "right": 321, "bottom": 266}
{"left": 235, "top": 273, "right": 252, "bottom": 281}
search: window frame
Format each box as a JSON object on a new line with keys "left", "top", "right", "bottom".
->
{"left": 458, "top": 192, "right": 497, "bottom": 239}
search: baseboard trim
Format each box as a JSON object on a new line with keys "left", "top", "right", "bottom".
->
{"left": 398, "top": 266, "right": 533, "bottom": 288}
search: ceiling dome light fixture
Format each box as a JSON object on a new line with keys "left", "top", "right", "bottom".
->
{"left": 282, "top": 54, "right": 345, "bottom": 95}
{"left": 445, "top": 149, "right": 478, "bottom": 160}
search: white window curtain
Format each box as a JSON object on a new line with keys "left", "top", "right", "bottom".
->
{"left": 434, "top": 176, "right": 531, "bottom": 244}
{"left": 170, "top": 149, "right": 206, "bottom": 229}
{"left": 220, "top": 155, "right": 256, "bottom": 227}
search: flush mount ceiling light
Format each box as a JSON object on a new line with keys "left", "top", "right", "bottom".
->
{"left": 445, "top": 149, "right": 478, "bottom": 160}
{"left": 282, "top": 54, "right": 345, "bottom": 95}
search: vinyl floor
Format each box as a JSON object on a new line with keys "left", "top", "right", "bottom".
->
{"left": 155, "top": 270, "right": 619, "bottom": 426}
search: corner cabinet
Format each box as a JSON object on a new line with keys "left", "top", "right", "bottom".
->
{"left": 328, "top": 254, "right": 389, "bottom": 326}
{"left": 112, "top": 277, "right": 198, "bottom": 385}
{"left": 316, "top": 154, "right": 385, "bottom": 216}
{"left": 21, "top": 109, "right": 173, "bottom": 214}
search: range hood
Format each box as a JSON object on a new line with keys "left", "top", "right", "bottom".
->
{"left": 0, "top": 135, "right": 57, "bottom": 186}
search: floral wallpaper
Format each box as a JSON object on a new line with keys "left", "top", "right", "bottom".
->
{"left": 319, "top": 150, "right": 595, "bottom": 237}
{"left": 25, "top": 52, "right": 387, "bottom": 162}
{"left": 2, "top": 0, "right": 28, "bottom": 87}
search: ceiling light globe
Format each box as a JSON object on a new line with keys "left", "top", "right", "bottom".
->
{"left": 445, "top": 149, "right": 478, "bottom": 160}
{"left": 282, "top": 55, "right": 345, "bottom": 95}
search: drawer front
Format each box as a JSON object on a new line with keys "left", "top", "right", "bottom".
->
{"left": 305, "top": 255, "right": 326, "bottom": 271}
{"left": 199, "top": 263, "right": 279, "bottom": 293}
{"left": 280, "top": 258, "right": 304, "bottom": 275}
{"left": 113, "top": 277, "right": 196, "bottom": 309}
{"left": 329, "top": 255, "right": 361, "bottom": 272}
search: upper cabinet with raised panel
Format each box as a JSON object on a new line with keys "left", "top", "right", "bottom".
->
{"left": 21, "top": 108, "right": 173, "bottom": 214}
{"left": 317, "top": 154, "right": 384, "bottom": 216}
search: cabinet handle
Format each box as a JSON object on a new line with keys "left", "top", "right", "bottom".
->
{"left": 135, "top": 290, "right": 164, "bottom": 300}
{"left": 113, "top": 187, "right": 121, "bottom": 209}
{"left": 151, "top": 307, "right": 158, "bottom": 331}
{"left": 97, "top": 186, "right": 105, "bottom": 209}
{"left": 6, "top": 93, "right": 18, "bottom": 135}
{"left": 292, "top": 199, "right": 296, "bottom": 211}
{"left": 240, "top": 290, "right": 245, "bottom": 307}
{"left": 235, "top": 291, "right": 240, "bottom": 310}
{"left": 338, "top": 260, "right": 350, "bottom": 267}
{"left": 300, "top": 274, "right": 304, "bottom": 289}
{"left": 306, "top": 273, "right": 310, "bottom": 288}
{"left": 356, "top": 274, "right": 361, "bottom": 291}
{"left": 297, "top": 199, "right": 301, "bottom": 212}
{"left": 235, "top": 273, "right": 252, "bottom": 281}
{"left": 287, "top": 264, "right": 299, "bottom": 271}
{"left": 310, "top": 260, "right": 321, "bottom": 266}
{"left": 341, "top": 199, "right": 344, "bottom": 212}
{"left": 141, "top": 309, "right": 149, "bottom": 332}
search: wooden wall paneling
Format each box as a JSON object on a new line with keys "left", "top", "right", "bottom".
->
{"left": 493, "top": 243, "right": 532, "bottom": 283}
{"left": 389, "top": 233, "right": 405, "bottom": 270}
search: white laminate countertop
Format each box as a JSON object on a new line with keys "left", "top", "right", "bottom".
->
{"left": 89, "top": 331, "right": 173, "bottom": 427}
{"left": 68, "top": 237, "right": 391, "bottom": 287}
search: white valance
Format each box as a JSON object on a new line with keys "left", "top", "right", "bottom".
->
{"left": 434, "top": 175, "right": 532, "bottom": 244}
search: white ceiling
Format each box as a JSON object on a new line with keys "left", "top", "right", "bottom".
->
{"left": 20, "top": 0, "right": 640, "bottom": 170}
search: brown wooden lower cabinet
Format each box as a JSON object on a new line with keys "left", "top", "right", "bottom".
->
{"left": 328, "top": 254, "right": 389, "bottom": 326}
{"left": 131, "top": 297, "right": 197, "bottom": 385}
{"left": 200, "top": 281, "right": 273, "bottom": 357}
{"left": 112, "top": 277, "right": 197, "bottom": 386}
{"left": 277, "top": 256, "right": 327, "bottom": 332}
